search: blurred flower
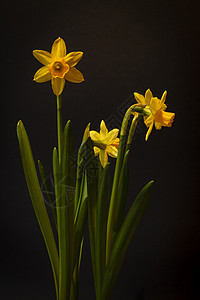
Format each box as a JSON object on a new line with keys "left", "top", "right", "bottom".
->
{"left": 33, "top": 37, "right": 84, "bottom": 96}
{"left": 90, "top": 120, "right": 119, "bottom": 168}
{"left": 134, "top": 89, "right": 175, "bottom": 140}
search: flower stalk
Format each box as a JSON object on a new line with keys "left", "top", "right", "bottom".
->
{"left": 126, "top": 113, "right": 142, "bottom": 152}
{"left": 57, "top": 94, "right": 63, "bottom": 163}
{"left": 106, "top": 104, "right": 136, "bottom": 262}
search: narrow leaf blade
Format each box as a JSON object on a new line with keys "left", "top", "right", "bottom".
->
{"left": 102, "top": 180, "right": 154, "bottom": 300}
{"left": 112, "top": 150, "right": 130, "bottom": 246}
{"left": 17, "top": 120, "right": 59, "bottom": 298}
{"left": 96, "top": 163, "right": 111, "bottom": 297}
{"left": 74, "top": 173, "right": 88, "bottom": 269}
{"left": 85, "top": 137, "right": 99, "bottom": 291}
{"left": 38, "top": 159, "right": 57, "bottom": 228}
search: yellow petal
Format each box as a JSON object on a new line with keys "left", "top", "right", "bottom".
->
{"left": 134, "top": 92, "right": 145, "bottom": 104}
{"left": 64, "top": 51, "right": 83, "bottom": 67}
{"left": 106, "top": 145, "right": 118, "bottom": 158}
{"left": 51, "top": 37, "right": 67, "bottom": 58}
{"left": 149, "top": 97, "right": 161, "bottom": 115}
{"left": 155, "top": 122, "right": 162, "bottom": 130}
{"left": 93, "top": 146, "right": 100, "bottom": 156}
{"left": 99, "top": 149, "right": 108, "bottom": 168}
{"left": 160, "top": 90, "right": 167, "bottom": 107}
{"left": 34, "top": 66, "right": 52, "bottom": 82}
{"left": 51, "top": 77, "right": 65, "bottom": 96}
{"left": 161, "top": 103, "right": 167, "bottom": 111}
{"left": 33, "top": 50, "right": 53, "bottom": 65}
{"left": 106, "top": 129, "right": 119, "bottom": 144}
{"left": 89, "top": 130, "right": 101, "bottom": 141}
{"left": 100, "top": 120, "right": 108, "bottom": 138}
{"left": 65, "top": 67, "right": 84, "bottom": 83}
{"left": 112, "top": 137, "right": 120, "bottom": 149}
{"left": 145, "top": 89, "right": 153, "bottom": 105}
{"left": 144, "top": 114, "right": 154, "bottom": 127}
{"left": 145, "top": 122, "right": 154, "bottom": 141}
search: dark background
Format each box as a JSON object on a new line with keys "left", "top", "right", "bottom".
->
{"left": 1, "top": 0, "right": 200, "bottom": 299}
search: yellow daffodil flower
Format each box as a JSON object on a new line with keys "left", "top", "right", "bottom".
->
{"left": 89, "top": 120, "right": 119, "bottom": 168}
{"left": 33, "top": 37, "right": 84, "bottom": 96}
{"left": 134, "top": 89, "right": 175, "bottom": 141}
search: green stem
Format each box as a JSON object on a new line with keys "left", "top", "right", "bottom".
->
{"left": 106, "top": 105, "right": 135, "bottom": 263}
{"left": 56, "top": 94, "right": 68, "bottom": 300}
{"left": 126, "top": 114, "right": 141, "bottom": 152}
{"left": 57, "top": 95, "right": 62, "bottom": 164}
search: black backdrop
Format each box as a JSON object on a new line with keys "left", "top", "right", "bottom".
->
{"left": 1, "top": 0, "right": 200, "bottom": 299}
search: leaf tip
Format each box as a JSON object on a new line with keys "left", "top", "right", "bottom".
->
{"left": 17, "top": 120, "right": 23, "bottom": 127}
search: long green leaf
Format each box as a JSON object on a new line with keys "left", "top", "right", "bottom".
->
{"left": 57, "top": 120, "right": 75, "bottom": 300}
{"left": 74, "top": 123, "right": 90, "bottom": 212}
{"left": 85, "top": 137, "right": 99, "bottom": 292}
{"left": 111, "top": 150, "right": 130, "bottom": 248}
{"left": 101, "top": 180, "right": 154, "bottom": 300}
{"left": 96, "top": 164, "right": 111, "bottom": 300}
{"left": 17, "top": 120, "right": 59, "bottom": 299}
{"left": 106, "top": 135, "right": 126, "bottom": 262}
{"left": 74, "top": 173, "right": 88, "bottom": 270}
{"left": 38, "top": 159, "right": 57, "bottom": 228}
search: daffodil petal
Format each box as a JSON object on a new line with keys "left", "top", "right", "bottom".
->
{"left": 93, "top": 146, "right": 100, "bottom": 156}
{"left": 51, "top": 37, "right": 67, "bottom": 58}
{"left": 149, "top": 97, "right": 161, "bottom": 115}
{"left": 134, "top": 92, "right": 145, "bottom": 104}
{"left": 65, "top": 67, "right": 84, "bottom": 83}
{"left": 155, "top": 122, "right": 162, "bottom": 130}
{"left": 33, "top": 50, "right": 53, "bottom": 65}
{"left": 99, "top": 150, "right": 108, "bottom": 168}
{"left": 51, "top": 77, "right": 65, "bottom": 96}
{"left": 34, "top": 66, "right": 52, "bottom": 83}
{"left": 100, "top": 120, "right": 108, "bottom": 138}
{"left": 106, "top": 129, "right": 119, "bottom": 144}
{"left": 106, "top": 145, "right": 118, "bottom": 158}
{"left": 145, "top": 122, "right": 154, "bottom": 141}
{"left": 112, "top": 137, "right": 120, "bottom": 149}
{"left": 145, "top": 89, "right": 153, "bottom": 105}
{"left": 90, "top": 130, "right": 101, "bottom": 141}
{"left": 64, "top": 52, "right": 83, "bottom": 67}
{"left": 144, "top": 114, "right": 154, "bottom": 127}
{"left": 161, "top": 103, "right": 167, "bottom": 111}
{"left": 160, "top": 90, "right": 167, "bottom": 107}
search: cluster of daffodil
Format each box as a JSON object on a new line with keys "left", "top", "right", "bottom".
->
{"left": 17, "top": 37, "right": 175, "bottom": 300}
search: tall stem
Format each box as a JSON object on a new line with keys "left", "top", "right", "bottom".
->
{"left": 56, "top": 94, "right": 67, "bottom": 300}
{"left": 126, "top": 114, "right": 141, "bottom": 152}
{"left": 57, "top": 95, "right": 63, "bottom": 163}
{"left": 106, "top": 105, "right": 134, "bottom": 263}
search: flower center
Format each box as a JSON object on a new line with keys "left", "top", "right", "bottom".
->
{"left": 48, "top": 59, "right": 69, "bottom": 78}
{"left": 92, "top": 140, "right": 107, "bottom": 150}
{"left": 54, "top": 62, "right": 62, "bottom": 70}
